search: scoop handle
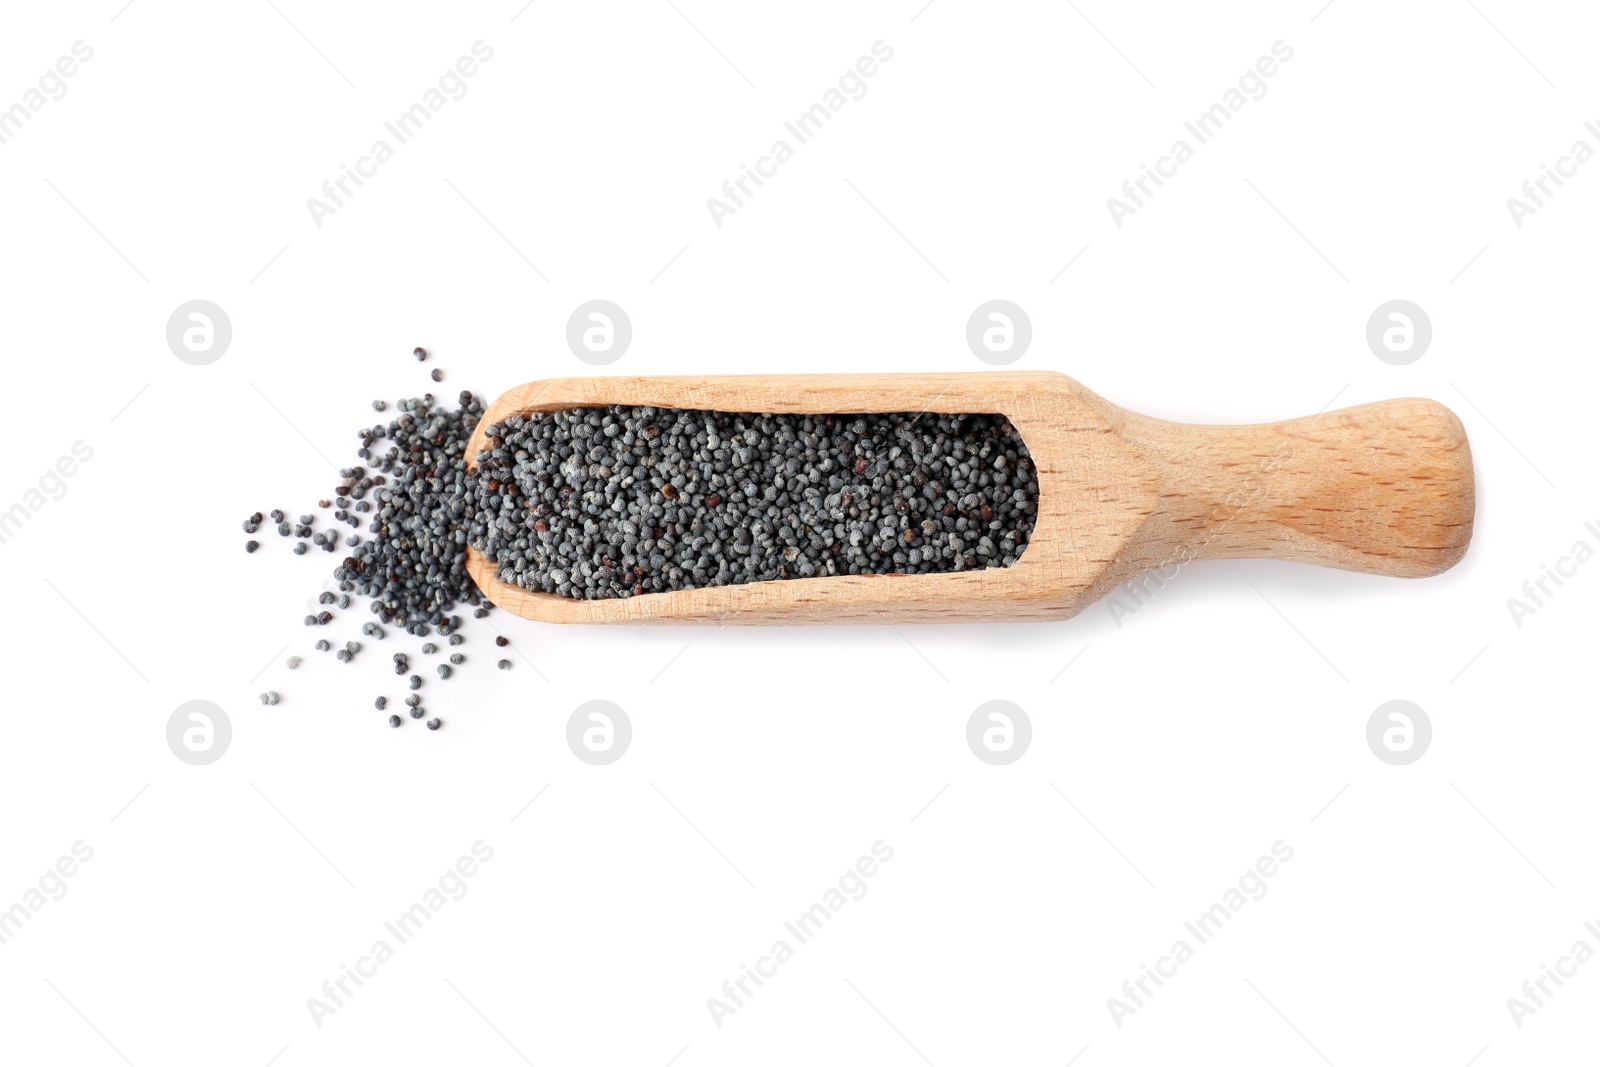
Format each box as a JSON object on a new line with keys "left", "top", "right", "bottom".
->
{"left": 1112, "top": 397, "right": 1475, "bottom": 579}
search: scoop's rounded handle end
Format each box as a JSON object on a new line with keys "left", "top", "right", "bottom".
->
{"left": 1120, "top": 397, "right": 1475, "bottom": 579}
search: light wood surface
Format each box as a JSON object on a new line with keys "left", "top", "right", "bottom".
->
{"left": 463, "top": 371, "right": 1474, "bottom": 624}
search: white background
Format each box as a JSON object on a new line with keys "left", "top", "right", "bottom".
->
{"left": 0, "top": 1, "right": 1595, "bottom": 1064}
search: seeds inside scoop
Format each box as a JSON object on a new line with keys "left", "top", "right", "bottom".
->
{"left": 467, "top": 406, "right": 1038, "bottom": 602}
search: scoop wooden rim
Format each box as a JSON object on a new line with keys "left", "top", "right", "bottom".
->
{"left": 463, "top": 371, "right": 1474, "bottom": 625}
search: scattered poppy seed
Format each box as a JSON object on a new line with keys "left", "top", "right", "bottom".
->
{"left": 243, "top": 386, "right": 561, "bottom": 735}
{"left": 426, "top": 718, "right": 441, "bottom": 730}
{"left": 388, "top": 714, "right": 402, "bottom": 728}
{"left": 498, "top": 659, "right": 512, "bottom": 670}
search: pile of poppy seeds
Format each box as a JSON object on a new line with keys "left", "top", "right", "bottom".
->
{"left": 246, "top": 348, "right": 1039, "bottom": 730}
{"left": 471, "top": 407, "right": 1038, "bottom": 599}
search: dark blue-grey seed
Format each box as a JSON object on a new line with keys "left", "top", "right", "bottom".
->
{"left": 449, "top": 653, "right": 464, "bottom": 665}
{"left": 246, "top": 540, "right": 259, "bottom": 553}
{"left": 498, "top": 659, "right": 512, "bottom": 670}
{"left": 375, "top": 696, "right": 387, "bottom": 709}
{"left": 409, "top": 675, "right": 422, "bottom": 690}
{"left": 388, "top": 714, "right": 401, "bottom": 728}
{"left": 436, "top": 664, "right": 452, "bottom": 679}
{"left": 426, "top": 718, "right": 441, "bottom": 730}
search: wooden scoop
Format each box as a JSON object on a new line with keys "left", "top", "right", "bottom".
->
{"left": 463, "top": 371, "right": 1473, "bottom": 624}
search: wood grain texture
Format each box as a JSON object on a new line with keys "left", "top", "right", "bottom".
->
{"left": 462, "top": 371, "right": 1474, "bottom": 624}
